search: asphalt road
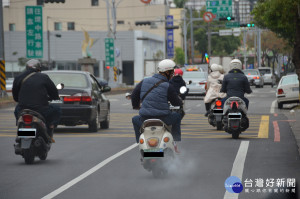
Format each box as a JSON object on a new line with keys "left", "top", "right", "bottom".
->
{"left": 0, "top": 85, "right": 300, "bottom": 199}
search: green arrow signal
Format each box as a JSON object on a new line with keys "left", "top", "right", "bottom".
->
{"left": 227, "top": 16, "right": 231, "bottom": 21}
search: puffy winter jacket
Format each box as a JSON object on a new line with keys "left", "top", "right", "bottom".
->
{"left": 204, "top": 71, "right": 226, "bottom": 103}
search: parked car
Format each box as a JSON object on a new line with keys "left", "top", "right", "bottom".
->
{"left": 243, "top": 69, "right": 264, "bottom": 88}
{"left": 5, "top": 78, "right": 14, "bottom": 92}
{"left": 258, "top": 67, "right": 276, "bottom": 87}
{"left": 182, "top": 71, "right": 208, "bottom": 96}
{"left": 42, "top": 70, "right": 111, "bottom": 132}
{"left": 276, "top": 74, "right": 299, "bottom": 109}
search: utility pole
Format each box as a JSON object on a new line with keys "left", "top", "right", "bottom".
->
{"left": 104, "top": 0, "right": 112, "bottom": 37}
{"left": 243, "top": 29, "right": 247, "bottom": 69}
{"left": 257, "top": 28, "right": 261, "bottom": 67}
{"left": 207, "top": 22, "right": 211, "bottom": 58}
{"left": 190, "top": 8, "right": 194, "bottom": 64}
{"left": 0, "top": 0, "right": 7, "bottom": 98}
{"left": 183, "top": 9, "right": 188, "bottom": 64}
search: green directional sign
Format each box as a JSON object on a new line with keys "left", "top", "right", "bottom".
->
{"left": 25, "top": 6, "right": 43, "bottom": 58}
{"left": 105, "top": 38, "right": 115, "bottom": 67}
{"left": 206, "top": 0, "right": 232, "bottom": 18}
{"left": 226, "top": 22, "right": 240, "bottom": 28}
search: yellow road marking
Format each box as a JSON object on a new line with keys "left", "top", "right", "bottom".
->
{"left": 258, "top": 115, "right": 269, "bottom": 138}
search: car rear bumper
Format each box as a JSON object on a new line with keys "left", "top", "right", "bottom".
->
{"left": 58, "top": 105, "right": 96, "bottom": 125}
{"left": 277, "top": 97, "right": 300, "bottom": 104}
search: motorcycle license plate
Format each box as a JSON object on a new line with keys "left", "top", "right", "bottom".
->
{"left": 18, "top": 128, "right": 36, "bottom": 138}
{"left": 143, "top": 148, "right": 164, "bottom": 158}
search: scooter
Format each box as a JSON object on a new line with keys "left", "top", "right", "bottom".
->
{"left": 126, "top": 86, "right": 187, "bottom": 177}
{"left": 222, "top": 97, "right": 249, "bottom": 139}
{"left": 14, "top": 84, "right": 64, "bottom": 164}
{"left": 208, "top": 98, "right": 223, "bottom": 130}
{"left": 138, "top": 119, "right": 176, "bottom": 178}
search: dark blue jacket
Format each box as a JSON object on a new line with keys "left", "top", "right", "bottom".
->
{"left": 131, "top": 74, "right": 182, "bottom": 117}
{"left": 169, "top": 76, "right": 187, "bottom": 100}
{"left": 220, "top": 69, "right": 252, "bottom": 98}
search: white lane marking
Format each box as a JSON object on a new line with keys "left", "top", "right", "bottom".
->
{"left": 108, "top": 99, "right": 119, "bottom": 102}
{"left": 196, "top": 104, "right": 201, "bottom": 107}
{"left": 42, "top": 143, "right": 138, "bottom": 199}
{"left": 270, "top": 100, "right": 276, "bottom": 114}
{"left": 122, "top": 103, "right": 131, "bottom": 106}
{"left": 223, "top": 141, "right": 249, "bottom": 199}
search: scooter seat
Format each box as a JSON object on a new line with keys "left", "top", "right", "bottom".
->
{"left": 141, "top": 119, "right": 172, "bottom": 133}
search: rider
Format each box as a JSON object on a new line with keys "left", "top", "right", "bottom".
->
{"left": 169, "top": 68, "right": 188, "bottom": 100}
{"left": 131, "top": 59, "right": 182, "bottom": 153}
{"left": 12, "top": 59, "right": 61, "bottom": 143}
{"left": 204, "top": 64, "right": 226, "bottom": 117}
{"left": 220, "top": 59, "right": 252, "bottom": 108}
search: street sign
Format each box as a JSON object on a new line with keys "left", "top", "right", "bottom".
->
{"left": 203, "top": 12, "right": 215, "bottom": 23}
{"left": 166, "top": 15, "right": 174, "bottom": 58}
{"left": 206, "top": 0, "right": 232, "bottom": 18}
{"left": 226, "top": 22, "right": 240, "bottom": 28}
{"left": 105, "top": 38, "right": 114, "bottom": 67}
{"left": 233, "top": 28, "right": 241, "bottom": 36}
{"left": 25, "top": 6, "right": 43, "bottom": 58}
{"left": 219, "top": 29, "right": 232, "bottom": 36}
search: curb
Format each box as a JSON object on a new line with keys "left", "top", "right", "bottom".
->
{"left": 283, "top": 109, "right": 300, "bottom": 156}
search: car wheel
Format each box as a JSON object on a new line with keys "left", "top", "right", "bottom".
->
{"left": 100, "top": 109, "right": 110, "bottom": 129}
{"left": 88, "top": 109, "right": 100, "bottom": 132}
{"left": 271, "top": 83, "right": 274, "bottom": 88}
{"left": 278, "top": 102, "right": 283, "bottom": 109}
{"left": 260, "top": 84, "right": 264, "bottom": 88}
{"left": 255, "top": 85, "right": 259, "bottom": 88}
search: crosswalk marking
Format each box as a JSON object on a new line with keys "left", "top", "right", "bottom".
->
{"left": 0, "top": 113, "right": 268, "bottom": 139}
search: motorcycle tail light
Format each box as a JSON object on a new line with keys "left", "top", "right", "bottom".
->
{"left": 22, "top": 114, "right": 33, "bottom": 124}
{"left": 278, "top": 89, "right": 284, "bottom": 95}
{"left": 148, "top": 138, "right": 159, "bottom": 147}
{"left": 139, "top": 139, "right": 144, "bottom": 144}
{"left": 216, "top": 100, "right": 222, "bottom": 107}
{"left": 230, "top": 101, "right": 239, "bottom": 109}
{"left": 163, "top": 137, "right": 170, "bottom": 143}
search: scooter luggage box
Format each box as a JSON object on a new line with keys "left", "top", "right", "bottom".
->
{"left": 18, "top": 128, "right": 36, "bottom": 138}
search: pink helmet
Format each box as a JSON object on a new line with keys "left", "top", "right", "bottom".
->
{"left": 174, "top": 68, "right": 183, "bottom": 76}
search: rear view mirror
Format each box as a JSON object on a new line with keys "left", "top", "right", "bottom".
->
{"left": 125, "top": 93, "right": 131, "bottom": 100}
{"left": 180, "top": 86, "right": 188, "bottom": 94}
{"left": 102, "top": 86, "right": 111, "bottom": 93}
{"left": 56, "top": 83, "right": 64, "bottom": 90}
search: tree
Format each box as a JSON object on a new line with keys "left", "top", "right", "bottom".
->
{"left": 252, "top": 0, "right": 300, "bottom": 98}
{"left": 173, "top": 0, "right": 185, "bottom": 8}
{"left": 174, "top": 47, "right": 185, "bottom": 66}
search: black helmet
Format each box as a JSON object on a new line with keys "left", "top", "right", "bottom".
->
{"left": 26, "top": 59, "right": 41, "bottom": 72}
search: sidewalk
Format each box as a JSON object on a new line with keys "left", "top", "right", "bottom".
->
{"left": 283, "top": 107, "right": 300, "bottom": 156}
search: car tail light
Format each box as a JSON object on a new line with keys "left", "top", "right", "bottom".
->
{"left": 278, "top": 89, "right": 284, "bottom": 95}
{"left": 253, "top": 76, "right": 260, "bottom": 79}
{"left": 216, "top": 100, "right": 222, "bottom": 107}
{"left": 22, "top": 115, "right": 33, "bottom": 124}
{"left": 64, "top": 93, "right": 92, "bottom": 103}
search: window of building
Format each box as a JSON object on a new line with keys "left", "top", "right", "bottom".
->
{"left": 91, "top": 0, "right": 99, "bottom": 6}
{"left": 67, "top": 22, "right": 75, "bottom": 31}
{"left": 9, "top": 24, "right": 15, "bottom": 31}
{"left": 54, "top": 22, "right": 62, "bottom": 31}
{"left": 117, "top": 20, "right": 125, "bottom": 25}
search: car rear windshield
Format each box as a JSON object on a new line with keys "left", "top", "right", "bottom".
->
{"left": 281, "top": 75, "right": 299, "bottom": 85}
{"left": 243, "top": 70, "right": 258, "bottom": 75}
{"left": 47, "top": 73, "right": 89, "bottom": 88}
{"left": 183, "top": 72, "right": 207, "bottom": 79}
{"left": 259, "top": 69, "right": 271, "bottom": 75}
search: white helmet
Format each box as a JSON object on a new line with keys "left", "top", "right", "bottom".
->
{"left": 211, "top": 64, "right": 220, "bottom": 72}
{"left": 158, "top": 59, "right": 176, "bottom": 72}
{"left": 229, "top": 59, "right": 242, "bottom": 70}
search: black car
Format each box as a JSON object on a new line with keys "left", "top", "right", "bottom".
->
{"left": 96, "top": 77, "right": 109, "bottom": 87}
{"left": 42, "top": 70, "right": 111, "bottom": 132}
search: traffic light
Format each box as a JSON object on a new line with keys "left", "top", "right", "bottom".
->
{"left": 240, "top": 23, "right": 255, "bottom": 27}
{"left": 219, "top": 17, "right": 235, "bottom": 21}
{"left": 106, "top": 66, "right": 110, "bottom": 69}
{"left": 205, "top": 53, "right": 209, "bottom": 64}
{"left": 135, "top": 21, "right": 151, "bottom": 26}
{"left": 44, "top": 0, "right": 65, "bottom": 3}
{"left": 113, "top": 66, "right": 117, "bottom": 82}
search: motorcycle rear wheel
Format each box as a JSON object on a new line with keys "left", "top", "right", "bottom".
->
{"left": 23, "top": 148, "right": 35, "bottom": 164}
{"left": 38, "top": 152, "right": 48, "bottom": 160}
{"left": 231, "top": 130, "right": 240, "bottom": 139}
{"left": 216, "top": 121, "right": 223, "bottom": 130}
